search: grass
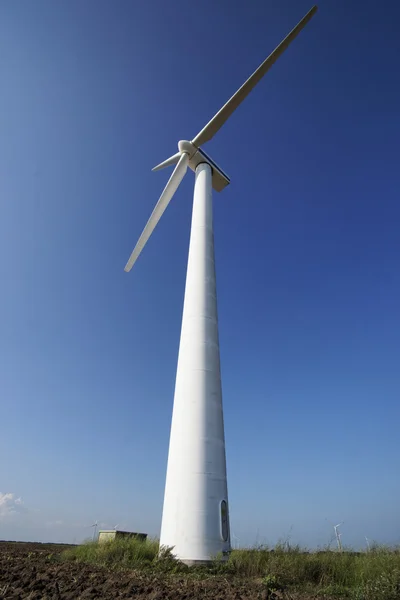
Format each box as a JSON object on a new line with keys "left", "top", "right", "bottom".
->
{"left": 227, "top": 544, "right": 400, "bottom": 598}
{"left": 62, "top": 538, "right": 400, "bottom": 599}
{"left": 62, "top": 537, "right": 177, "bottom": 571}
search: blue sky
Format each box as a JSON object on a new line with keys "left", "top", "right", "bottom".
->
{"left": 1, "top": 0, "right": 399, "bottom": 549}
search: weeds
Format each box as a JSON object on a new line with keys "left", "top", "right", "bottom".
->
{"left": 62, "top": 537, "right": 187, "bottom": 574}
{"left": 62, "top": 539, "right": 400, "bottom": 598}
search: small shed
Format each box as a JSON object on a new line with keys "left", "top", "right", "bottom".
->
{"left": 98, "top": 530, "right": 147, "bottom": 544}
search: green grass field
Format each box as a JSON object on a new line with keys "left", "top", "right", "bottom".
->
{"left": 63, "top": 538, "right": 400, "bottom": 599}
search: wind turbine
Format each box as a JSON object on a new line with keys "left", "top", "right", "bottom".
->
{"left": 231, "top": 530, "right": 240, "bottom": 550}
{"left": 125, "top": 5, "right": 318, "bottom": 564}
{"left": 334, "top": 522, "right": 343, "bottom": 551}
{"left": 89, "top": 520, "right": 98, "bottom": 542}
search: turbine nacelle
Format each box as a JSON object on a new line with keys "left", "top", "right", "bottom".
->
{"left": 153, "top": 140, "right": 230, "bottom": 193}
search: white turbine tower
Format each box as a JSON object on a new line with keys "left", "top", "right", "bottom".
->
{"left": 125, "top": 5, "right": 318, "bottom": 564}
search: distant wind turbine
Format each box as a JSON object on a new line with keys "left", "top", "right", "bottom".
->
{"left": 334, "top": 522, "right": 343, "bottom": 551}
{"left": 89, "top": 520, "right": 98, "bottom": 542}
{"left": 231, "top": 530, "right": 240, "bottom": 550}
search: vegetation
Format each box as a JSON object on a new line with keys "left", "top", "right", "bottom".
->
{"left": 62, "top": 537, "right": 179, "bottom": 572}
{"left": 63, "top": 538, "right": 400, "bottom": 599}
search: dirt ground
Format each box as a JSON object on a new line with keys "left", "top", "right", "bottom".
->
{"left": 0, "top": 541, "right": 293, "bottom": 600}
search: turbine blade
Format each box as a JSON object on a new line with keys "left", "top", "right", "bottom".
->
{"left": 192, "top": 5, "right": 317, "bottom": 148}
{"left": 124, "top": 153, "right": 189, "bottom": 272}
{"left": 152, "top": 152, "right": 181, "bottom": 172}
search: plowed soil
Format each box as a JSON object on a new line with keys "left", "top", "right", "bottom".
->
{"left": 0, "top": 541, "right": 316, "bottom": 600}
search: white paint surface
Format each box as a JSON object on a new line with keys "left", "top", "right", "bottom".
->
{"left": 159, "top": 162, "right": 230, "bottom": 563}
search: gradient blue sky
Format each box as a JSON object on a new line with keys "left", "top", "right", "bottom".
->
{"left": 1, "top": 0, "right": 399, "bottom": 548}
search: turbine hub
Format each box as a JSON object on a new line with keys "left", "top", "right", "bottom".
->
{"left": 178, "top": 140, "right": 197, "bottom": 158}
